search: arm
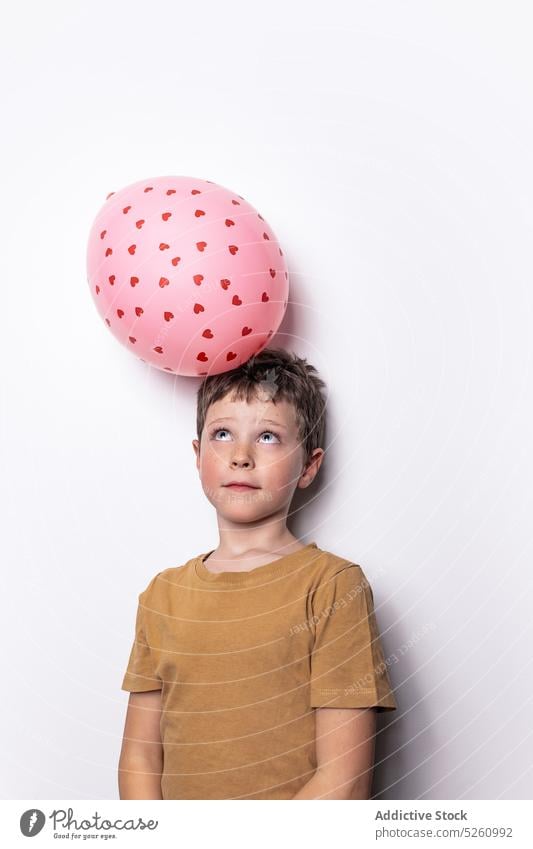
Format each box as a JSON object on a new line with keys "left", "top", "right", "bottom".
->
{"left": 118, "top": 690, "right": 164, "bottom": 799}
{"left": 293, "top": 707, "right": 376, "bottom": 799}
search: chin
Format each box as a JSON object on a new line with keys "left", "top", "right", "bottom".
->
{"left": 223, "top": 492, "right": 265, "bottom": 507}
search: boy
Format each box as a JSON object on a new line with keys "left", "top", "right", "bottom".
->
{"left": 118, "top": 347, "right": 397, "bottom": 800}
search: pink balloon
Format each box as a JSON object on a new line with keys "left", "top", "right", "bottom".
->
{"left": 86, "top": 175, "right": 289, "bottom": 376}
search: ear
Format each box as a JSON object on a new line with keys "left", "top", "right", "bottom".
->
{"left": 298, "top": 448, "right": 325, "bottom": 489}
{"left": 192, "top": 438, "right": 200, "bottom": 470}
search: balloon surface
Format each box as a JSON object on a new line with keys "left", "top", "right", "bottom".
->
{"left": 86, "top": 176, "right": 289, "bottom": 375}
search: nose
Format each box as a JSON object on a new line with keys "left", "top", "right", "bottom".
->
{"left": 230, "top": 443, "right": 254, "bottom": 468}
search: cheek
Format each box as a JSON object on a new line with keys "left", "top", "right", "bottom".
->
{"left": 261, "top": 452, "right": 301, "bottom": 482}
{"left": 199, "top": 443, "right": 227, "bottom": 473}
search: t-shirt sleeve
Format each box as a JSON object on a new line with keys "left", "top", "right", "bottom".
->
{"left": 309, "top": 564, "right": 397, "bottom": 711}
{"left": 121, "top": 575, "right": 162, "bottom": 692}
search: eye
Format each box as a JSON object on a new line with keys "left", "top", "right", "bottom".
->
{"left": 210, "top": 428, "right": 231, "bottom": 441}
{"left": 208, "top": 427, "right": 281, "bottom": 443}
{"left": 258, "top": 430, "right": 281, "bottom": 443}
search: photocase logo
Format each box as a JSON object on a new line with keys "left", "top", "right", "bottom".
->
{"left": 20, "top": 809, "right": 45, "bottom": 837}
{"left": 19, "top": 806, "right": 159, "bottom": 838}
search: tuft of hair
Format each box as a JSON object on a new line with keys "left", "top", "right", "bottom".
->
{"left": 196, "top": 347, "right": 327, "bottom": 463}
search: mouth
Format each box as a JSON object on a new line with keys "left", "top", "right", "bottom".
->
{"left": 223, "top": 483, "right": 260, "bottom": 492}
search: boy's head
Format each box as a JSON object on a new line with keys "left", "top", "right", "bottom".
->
{"left": 192, "top": 347, "right": 327, "bottom": 522}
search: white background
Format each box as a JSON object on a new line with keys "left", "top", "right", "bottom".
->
{"left": 1, "top": 0, "right": 532, "bottom": 800}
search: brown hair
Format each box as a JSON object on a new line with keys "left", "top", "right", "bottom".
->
{"left": 196, "top": 347, "right": 327, "bottom": 463}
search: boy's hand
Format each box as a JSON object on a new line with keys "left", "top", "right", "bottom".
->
{"left": 293, "top": 707, "right": 377, "bottom": 799}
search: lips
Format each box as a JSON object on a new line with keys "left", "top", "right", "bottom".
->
{"left": 224, "top": 482, "right": 260, "bottom": 489}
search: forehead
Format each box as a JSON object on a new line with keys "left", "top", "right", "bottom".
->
{"left": 206, "top": 392, "right": 298, "bottom": 429}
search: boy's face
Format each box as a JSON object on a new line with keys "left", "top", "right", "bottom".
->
{"left": 192, "top": 390, "right": 322, "bottom": 521}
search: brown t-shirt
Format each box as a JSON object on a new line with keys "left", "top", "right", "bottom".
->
{"left": 121, "top": 541, "right": 397, "bottom": 800}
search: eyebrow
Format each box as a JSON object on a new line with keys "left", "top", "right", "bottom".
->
{"left": 207, "top": 416, "right": 288, "bottom": 430}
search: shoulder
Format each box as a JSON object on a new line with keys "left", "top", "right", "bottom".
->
{"left": 309, "top": 547, "right": 365, "bottom": 585}
{"left": 140, "top": 560, "right": 192, "bottom": 598}
{"left": 307, "top": 549, "right": 375, "bottom": 604}
{"left": 137, "top": 557, "right": 198, "bottom": 602}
